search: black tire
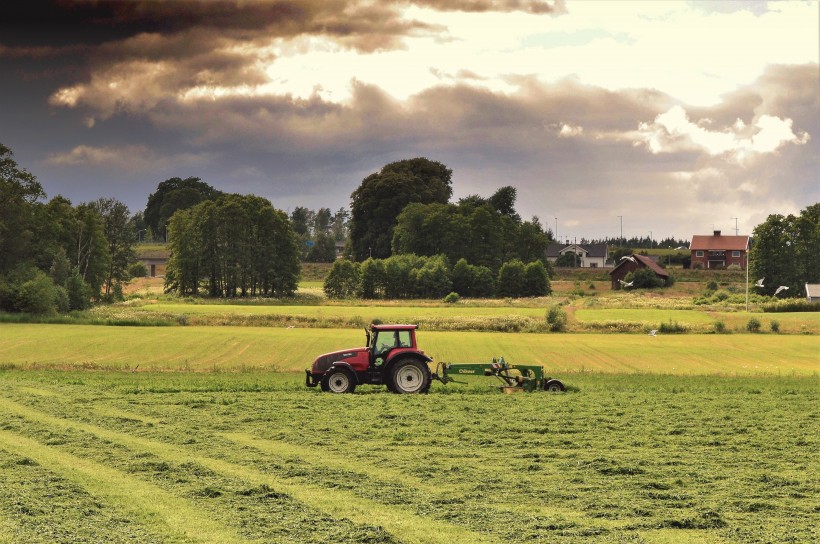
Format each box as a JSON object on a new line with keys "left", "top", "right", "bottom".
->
{"left": 390, "top": 359, "right": 431, "bottom": 394}
{"left": 321, "top": 368, "right": 356, "bottom": 393}
{"left": 545, "top": 379, "right": 565, "bottom": 393}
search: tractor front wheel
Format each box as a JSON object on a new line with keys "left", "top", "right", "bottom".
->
{"left": 390, "top": 359, "right": 431, "bottom": 394}
{"left": 321, "top": 368, "right": 356, "bottom": 394}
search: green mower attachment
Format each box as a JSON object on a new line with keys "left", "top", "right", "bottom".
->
{"left": 433, "top": 357, "right": 565, "bottom": 393}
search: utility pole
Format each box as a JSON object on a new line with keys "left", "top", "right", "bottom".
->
{"left": 555, "top": 217, "right": 558, "bottom": 243}
{"left": 618, "top": 215, "right": 623, "bottom": 246}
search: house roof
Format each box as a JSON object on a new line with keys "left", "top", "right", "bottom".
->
{"left": 634, "top": 254, "right": 669, "bottom": 277}
{"left": 690, "top": 234, "right": 749, "bottom": 251}
{"left": 546, "top": 242, "right": 608, "bottom": 258}
{"left": 609, "top": 253, "right": 669, "bottom": 278}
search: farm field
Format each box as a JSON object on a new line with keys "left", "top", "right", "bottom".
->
{"left": 2, "top": 267, "right": 818, "bottom": 543}
{"left": 1, "top": 324, "right": 818, "bottom": 375}
{"left": 0, "top": 371, "right": 817, "bottom": 543}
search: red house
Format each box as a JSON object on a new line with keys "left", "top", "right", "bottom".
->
{"left": 690, "top": 230, "right": 750, "bottom": 270}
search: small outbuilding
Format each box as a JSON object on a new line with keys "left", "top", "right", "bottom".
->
{"left": 806, "top": 284, "right": 820, "bottom": 303}
{"left": 609, "top": 254, "right": 669, "bottom": 289}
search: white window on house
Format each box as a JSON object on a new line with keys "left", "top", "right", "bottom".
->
{"left": 732, "top": 251, "right": 741, "bottom": 257}
{"left": 696, "top": 250, "right": 704, "bottom": 257}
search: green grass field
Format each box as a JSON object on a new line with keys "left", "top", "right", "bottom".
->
{"left": 0, "top": 371, "right": 817, "bottom": 543}
{"left": 1, "top": 324, "right": 817, "bottom": 375}
{"left": 1, "top": 272, "right": 818, "bottom": 543}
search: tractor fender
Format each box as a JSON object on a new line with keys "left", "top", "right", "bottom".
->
{"left": 327, "top": 362, "right": 360, "bottom": 383}
{"left": 384, "top": 352, "right": 432, "bottom": 372}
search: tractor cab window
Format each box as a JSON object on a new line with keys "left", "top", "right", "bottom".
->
{"left": 372, "top": 331, "right": 396, "bottom": 357}
{"left": 397, "top": 330, "right": 411, "bottom": 348}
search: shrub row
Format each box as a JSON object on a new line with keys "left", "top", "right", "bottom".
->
{"left": 323, "top": 255, "right": 551, "bottom": 299}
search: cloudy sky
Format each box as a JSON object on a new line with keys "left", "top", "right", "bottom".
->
{"left": 1, "top": 0, "right": 817, "bottom": 242}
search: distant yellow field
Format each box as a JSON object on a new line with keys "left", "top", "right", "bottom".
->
{"left": 1, "top": 324, "right": 816, "bottom": 375}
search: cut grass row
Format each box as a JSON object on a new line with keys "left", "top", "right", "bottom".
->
{"left": 1, "top": 324, "right": 817, "bottom": 375}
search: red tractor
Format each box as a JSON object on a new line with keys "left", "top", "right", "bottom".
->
{"left": 305, "top": 324, "right": 432, "bottom": 394}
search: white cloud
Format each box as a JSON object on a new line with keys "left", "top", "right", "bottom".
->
{"left": 634, "top": 105, "right": 810, "bottom": 158}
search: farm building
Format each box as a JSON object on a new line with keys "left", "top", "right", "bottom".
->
{"left": 690, "top": 230, "right": 750, "bottom": 270}
{"left": 609, "top": 254, "right": 669, "bottom": 289}
{"left": 546, "top": 242, "right": 609, "bottom": 268}
{"left": 138, "top": 248, "right": 169, "bottom": 277}
{"left": 806, "top": 284, "right": 820, "bottom": 303}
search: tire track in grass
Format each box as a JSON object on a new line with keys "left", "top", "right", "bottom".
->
{"left": 0, "top": 430, "right": 248, "bottom": 544}
{"left": 0, "top": 396, "right": 499, "bottom": 544}
{"left": 220, "top": 431, "right": 466, "bottom": 498}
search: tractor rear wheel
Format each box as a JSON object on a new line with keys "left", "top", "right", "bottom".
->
{"left": 321, "top": 368, "right": 356, "bottom": 393}
{"left": 390, "top": 359, "right": 431, "bottom": 394}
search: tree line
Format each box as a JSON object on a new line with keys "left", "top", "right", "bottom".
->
{"left": 1, "top": 143, "right": 137, "bottom": 313}
{"left": 165, "top": 194, "right": 300, "bottom": 297}
{"left": 324, "top": 255, "right": 551, "bottom": 300}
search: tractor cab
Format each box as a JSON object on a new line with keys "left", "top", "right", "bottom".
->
{"left": 368, "top": 325, "right": 416, "bottom": 368}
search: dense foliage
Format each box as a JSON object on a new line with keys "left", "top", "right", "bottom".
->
{"left": 323, "top": 255, "right": 549, "bottom": 299}
{"left": 0, "top": 143, "right": 132, "bottom": 313}
{"left": 165, "top": 194, "right": 300, "bottom": 297}
{"left": 392, "top": 187, "right": 552, "bottom": 271}
{"left": 144, "top": 176, "right": 223, "bottom": 241}
{"left": 749, "top": 203, "right": 819, "bottom": 298}
{"left": 349, "top": 158, "right": 453, "bottom": 260}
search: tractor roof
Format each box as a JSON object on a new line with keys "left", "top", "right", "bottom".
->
{"left": 370, "top": 324, "right": 418, "bottom": 331}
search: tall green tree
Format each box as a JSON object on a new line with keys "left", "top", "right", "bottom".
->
{"left": 144, "top": 176, "right": 222, "bottom": 241}
{"left": 89, "top": 198, "right": 136, "bottom": 299}
{"left": 349, "top": 158, "right": 452, "bottom": 260}
{"left": 0, "top": 142, "right": 45, "bottom": 274}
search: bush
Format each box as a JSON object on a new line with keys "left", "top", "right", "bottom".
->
{"left": 54, "top": 286, "right": 70, "bottom": 313}
{"left": 496, "top": 259, "right": 525, "bottom": 297}
{"left": 17, "top": 272, "right": 57, "bottom": 315}
{"left": 414, "top": 255, "right": 451, "bottom": 298}
{"left": 659, "top": 320, "right": 687, "bottom": 334}
{"left": 626, "top": 268, "right": 665, "bottom": 289}
{"left": 523, "top": 261, "right": 551, "bottom": 296}
{"left": 746, "top": 317, "right": 762, "bottom": 333}
{"left": 770, "top": 320, "right": 780, "bottom": 333}
{"left": 713, "top": 321, "right": 727, "bottom": 334}
{"left": 65, "top": 270, "right": 92, "bottom": 311}
{"left": 323, "top": 259, "right": 361, "bottom": 299}
{"left": 443, "top": 292, "right": 460, "bottom": 303}
{"left": 471, "top": 265, "right": 495, "bottom": 297}
{"left": 128, "top": 261, "right": 148, "bottom": 278}
{"left": 546, "top": 306, "right": 567, "bottom": 332}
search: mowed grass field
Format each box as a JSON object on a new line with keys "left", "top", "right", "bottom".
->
{"left": 2, "top": 271, "right": 818, "bottom": 543}
{"left": 0, "top": 371, "right": 817, "bottom": 543}
{"left": 1, "top": 324, "right": 818, "bottom": 375}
